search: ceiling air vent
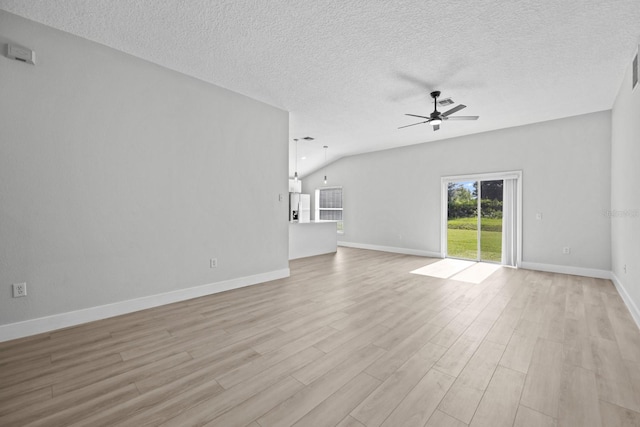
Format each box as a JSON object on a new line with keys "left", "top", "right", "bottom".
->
{"left": 438, "top": 98, "right": 454, "bottom": 106}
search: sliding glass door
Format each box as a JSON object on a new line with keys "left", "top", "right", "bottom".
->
{"left": 446, "top": 179, "right": 504, "bottom": 263}
{"left": 479, "top": 180, "right": 504, "bottom": 262}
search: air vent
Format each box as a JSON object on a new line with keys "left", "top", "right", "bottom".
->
{"left": 438, "top": 98, "right": 454, "bottom": 106}
{"left": 301, "top": 136, "right": 315, "bottom": 141}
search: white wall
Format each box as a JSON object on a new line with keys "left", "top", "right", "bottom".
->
{"left": 0, "top": 12, "right": 289, "bottom": 331}
{"left": 611, "top": 52, "right": 640, "bottom": 323}
{"left": 303, "top": 111, "right": 611, "bottom": 272}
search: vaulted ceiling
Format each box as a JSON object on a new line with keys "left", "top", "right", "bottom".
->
{"left": 2, "top": 1, "right": 639, "bottom": 178}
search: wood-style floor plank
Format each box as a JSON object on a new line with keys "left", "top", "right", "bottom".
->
{"left": 0, "top": 247, "right": 639, "bottom": 426}
{"left": 159, "top": 347, "right": 324, "bottom": 426}
{"left": 438, "top": 339, "right": 505, "bottom": 423}
{"left": 380, "top": 368, "right": 455, "bottom": 427}
{"left": 425, "top": 409, "right": 468, "bottom": 427}
{"left": 598, "top": 400, "right": 640, "bottom": 427}
{"left": 351, "top": 342, "right": 446, "bottom": 427}
{"left": 291, "top": 372, "right": 381, "bottom": 427}
{"left": 520, "top": 338, "right": 564, "bottom": 417}
{"left": 513, "top": 405, "right": 557, "bottom": 427}
{"left": 469, "top": 365, "right": 526, "bottom": 427}
{"left": 557, "top": 363, "right": 601, "bottom": 427}
{"left": 256, "top": 344, "right": 385, "bottom": 427}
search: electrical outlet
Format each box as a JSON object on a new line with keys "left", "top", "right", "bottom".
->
{"left": 562, "top": 247, "right": 571, "bottom": 255}
{"left": 13, "top": 283, "right": 27, "bottom": 298}
{"left": 210, "top": 258, "right": 218, "bottom": 268}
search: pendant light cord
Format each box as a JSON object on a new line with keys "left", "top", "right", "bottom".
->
{"left": 294, "top": 139, "right": 299, "bottom": 181}
{"left": 323, "top": 145, "right": 328, "bottom": 184}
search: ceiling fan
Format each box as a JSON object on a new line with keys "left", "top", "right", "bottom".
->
{"left": 399, "top": 90, "right": 479, "bottom": 131}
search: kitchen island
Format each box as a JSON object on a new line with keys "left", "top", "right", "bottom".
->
{"left": 289, "top": 221, "right": 337, "bottom": 260}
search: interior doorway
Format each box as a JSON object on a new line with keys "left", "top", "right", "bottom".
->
{"left": 441, "top": 172, "right": 522, "bottom": 267}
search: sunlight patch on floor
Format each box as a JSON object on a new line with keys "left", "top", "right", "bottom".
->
{"left": 410, "top": 258, "right": 475, "bottom": 279}
{"left": 411, "top": 259, "right": 502, "bottom": 284}
{"left": 450, "top": 262, "right": 502, "bottom": 284}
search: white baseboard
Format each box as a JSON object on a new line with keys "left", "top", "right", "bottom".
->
{"left": 337, "top": 245, "right": 610, "bottom": 280}
{"left": 519, "top": 261, "right": 611, "bottom": 280}
{"left": 610, "top": 273, "right": 640, "bottom": 330}
{"left": 0, "top": 268, "right": 290, "bottom": 343}
{"left": 337, "top": 241, "right": 442, "bottom": 258}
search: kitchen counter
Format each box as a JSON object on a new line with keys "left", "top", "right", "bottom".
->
{"left": 289, "top": 221, "right": 337, "bottom": 260}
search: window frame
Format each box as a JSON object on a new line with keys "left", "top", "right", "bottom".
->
{"left": 315, "top": 186, "right": 344, "bottom": 234}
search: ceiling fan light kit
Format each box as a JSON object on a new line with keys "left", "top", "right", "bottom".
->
{"left": 399, "top": 90, "right": 479, "bottom": 131}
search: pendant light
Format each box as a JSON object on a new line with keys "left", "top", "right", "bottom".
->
{"left": 323, "top": 145, "right": 328, "bottom": 184}
{"left": 293, "top": 138, "right": 299, "bottom": 181}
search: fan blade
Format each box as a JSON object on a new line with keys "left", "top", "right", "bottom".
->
{"left": 405, "top": 113, "right": 431, "bottom": 119}
{"left": 433, "top": 124, "right": 440, "bottom": 131}
{"left": 395, "top": 72, "right": 436, "bottom": 91}
{"left": 442, "top": 104, "right": 467, "bottom": 117}
{"left": 398, "top": 120, "right": 429, "bottom": 129}
{"left": 444, "top": 116, "right": 479, "bottom": 120}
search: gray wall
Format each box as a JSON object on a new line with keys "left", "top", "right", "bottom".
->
{"left": 611, "top": 55, "right": 640, "bottom": 314}
{"left": 0, "top": 11, "right": 289, "bottom": 325}
{"left": 303, "top": 111, "right": 612, "bottom": 271}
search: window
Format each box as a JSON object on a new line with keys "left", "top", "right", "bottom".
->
{"left": 315, "top": 186, "right": 343, "bottom": 233}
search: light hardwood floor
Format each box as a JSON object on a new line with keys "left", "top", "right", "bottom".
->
{"left": 2, "top": 247, "right": 640, "bottom": 426}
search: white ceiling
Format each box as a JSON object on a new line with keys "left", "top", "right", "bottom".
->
{"left": 2, "top": 1, "right": 640, "bottom": 178}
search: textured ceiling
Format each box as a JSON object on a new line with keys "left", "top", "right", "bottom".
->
{"left": 2, "top": 1, "right": 640, "bottom": 178}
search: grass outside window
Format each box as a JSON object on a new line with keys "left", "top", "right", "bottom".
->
{"left": 447, "top": 217, "right": 502, "bottom": 262}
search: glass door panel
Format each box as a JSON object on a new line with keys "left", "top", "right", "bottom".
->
{"left": 447, "top": 181, "right": 478, "bottom": 260}
{"left": 480, "top": 180, "right": 503, "bottom": 262}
